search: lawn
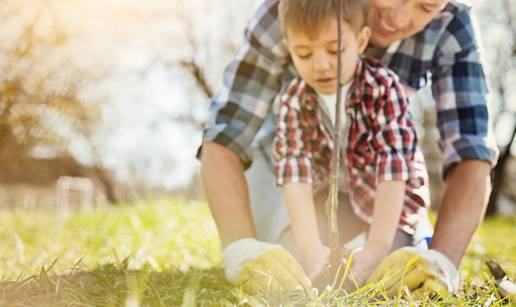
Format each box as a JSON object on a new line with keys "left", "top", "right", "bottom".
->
{"left": 0, "top": 198, "right": 515, "bottom": 306}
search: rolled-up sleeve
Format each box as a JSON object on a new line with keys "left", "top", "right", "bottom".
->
{"left": 368, "top": 75, "right": 419, "bottom": 184}
{"left": 200, "top": 0, "right": 289, "bottom": 169}
{"left": 273, "top": 83, "right": 314, "bottom": 186}
{"left": 431, "top": 7, "right": 498, "bottom": 176}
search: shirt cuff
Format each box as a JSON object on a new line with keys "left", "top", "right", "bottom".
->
{"left": 198, "top": 129, "right": 253, "bottom": 170}
{"left": 440, "top": 136, "right": 499, "bottom": 178}
{"left": 275, "top": 156, "right": 314, "bottom": 186}
{"left": 375, "top": 152, "right": 414, "bottom": 184}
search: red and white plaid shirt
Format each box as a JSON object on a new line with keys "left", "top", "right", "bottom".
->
{"left": 273, "top": 58, "right": 430, "bottom": 234}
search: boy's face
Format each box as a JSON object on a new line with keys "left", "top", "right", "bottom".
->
{"left": 367, "top": 0, "right": 449, "bottom": 47}
{"left": 285, "top": 19, "right": 370, "bottom": 95}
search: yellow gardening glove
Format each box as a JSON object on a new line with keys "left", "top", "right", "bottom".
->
{"left": 223, "top": 238, "right": 312, "bottom": 297}
{"left": 368, "top": 247, "right": 459, "bottom": 298}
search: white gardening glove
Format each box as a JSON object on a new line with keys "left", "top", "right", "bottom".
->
{"left": 223, "top": 238, "right": 312, "bottom": 296}
{"left": 368, "top": 246, "right": 459, "bottom": 297}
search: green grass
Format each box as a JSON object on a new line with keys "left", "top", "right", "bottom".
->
{"left": 0, "top": 198, "right": 515, "bottom": 306}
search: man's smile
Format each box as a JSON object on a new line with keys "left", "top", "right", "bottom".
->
{"left": 379, "top": 16, "right": 397, "bottom": 34}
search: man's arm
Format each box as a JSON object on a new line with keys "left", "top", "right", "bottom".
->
{"left": 202, "top": 141, "right": 313, "bottom": 295}
{"left": 349, "top": 65, "right": 422, "bottom": 285}
{"left": 430, "top": 7, "right": 498, "bottom": 267}
{"left": 201, "top": 141, "right": 255, "bottom": 248}
{"left": 430, "top": 160, "right": 491, "bottom": 267}
{"left": 200, "top": 0, "right": 286, "bottom": 247}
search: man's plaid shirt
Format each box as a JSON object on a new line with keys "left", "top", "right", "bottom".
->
{"left": 202, "top": 0, "right": 498, "bottom": 177}
{"left": 274, "top": 58, "right": 430, "bottom": 233}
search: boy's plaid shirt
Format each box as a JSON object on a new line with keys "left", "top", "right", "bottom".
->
{"left": 274, "top": 58, "right": 430, "bottom": 233}
{"left": 201, "top": 0, "right": 498, "bottom": 176}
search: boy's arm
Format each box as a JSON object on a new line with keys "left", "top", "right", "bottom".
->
{"left": 284, "top": 183, "right": 329, "bottom": 279}
{"left": 274, "top": 80, "right": 314, "bottom": 187}
{"left": 366, "top": 181, "right": 406, "bottom": 252}
{"left": 348, "top": 181, "right": 406, "bottom": 286}
{"left": 274, "top": 81, "right": 329, "bottom": 279}
{"left": 367, "top": 74, "right": 419, "bottom": 185}
{"left": 363, "top": 70, "right": 420, "bottom": 239}
{"left": 346, "top": 67, "right": 421, "bottom": 286}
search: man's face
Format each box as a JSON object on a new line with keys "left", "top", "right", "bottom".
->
{"left": 367, "top": 0, "right": 449, "bottom": 47}
{"left": 285, "top": 19, "right": 370, "bottom": 95}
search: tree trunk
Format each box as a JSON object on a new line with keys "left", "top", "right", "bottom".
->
{"left": 327, "top": 0, "right": 345, "bottom": 266}
{"left": 486, "top": 123, "right": 516, "bottom": 216}
{"left": 93, "top": 166, "right": 119, "bottom": 204}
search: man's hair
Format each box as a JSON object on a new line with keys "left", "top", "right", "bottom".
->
{"left": 279, "top": 0, "right": 369, "bottom": 39}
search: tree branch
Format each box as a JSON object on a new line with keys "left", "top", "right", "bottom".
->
{"left": 179, "top": 60, "right": 214, "bottom": 98}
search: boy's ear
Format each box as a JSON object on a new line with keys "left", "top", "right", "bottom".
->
{"left": 357, "top": 26, "right": 371, "bottom": 54}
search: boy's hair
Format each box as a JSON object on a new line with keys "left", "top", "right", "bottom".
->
{"left": 279, "top": 0, "right": 369, "bottom": 39}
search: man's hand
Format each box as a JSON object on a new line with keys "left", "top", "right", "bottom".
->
{"left": 367, "top": 247, "right": 459, "bottom": 297}
{"left": 223, "top": 238, "right": 312, "bottom": 296}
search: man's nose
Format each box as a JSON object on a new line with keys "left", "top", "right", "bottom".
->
{"left": 387, "top": 2, "right": 411, "bottom": 30}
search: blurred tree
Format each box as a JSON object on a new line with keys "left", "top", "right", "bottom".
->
{"left": 0, "top": 0, "right": 117, "bottom": 202}
{"left": 0, "top": 0, "right": 88, "bottom": 154}
{"left": 489, "top": 122, "right": 516, "bottom": 215}
{"left": 165, "top": 0, "right": 262, "bottom": 130}
{"left": 474, "top": 0, "right": 516, "bottom": 215}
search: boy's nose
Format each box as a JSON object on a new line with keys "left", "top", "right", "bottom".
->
{"left": 312, "top": 53, "right": 331, "bottom": 71}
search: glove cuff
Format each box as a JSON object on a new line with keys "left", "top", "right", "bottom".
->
{"left": 402, "top": 246, "right": 459, "bottom": 293}
{"left": 425, "top": 249, "right": 460, "bottom": 293}
{"left": 223, "top": 238, "right": 282, "bottom": 282}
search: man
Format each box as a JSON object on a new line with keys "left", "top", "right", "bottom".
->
{"left": 200, "top": 0, "right": 498, "bottom": 295}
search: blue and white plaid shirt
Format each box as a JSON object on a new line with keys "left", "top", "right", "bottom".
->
{"left": 202, "top": 0, "right": 498, "bottom": 176}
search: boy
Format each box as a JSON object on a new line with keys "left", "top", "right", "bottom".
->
{"left": 274, "top": 0, "right": 430, "bottom": 284}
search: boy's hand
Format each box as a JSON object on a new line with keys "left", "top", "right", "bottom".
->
{"left": 223, "top": 238, "right": 312, "bottom": 296}
{"left": 367, "top": 247, "right": 459, "bottom": 297}
{"left": 344, "top": 244, "right": 390, "bottom": 289}
{"left": 305, "top": 244, "right": 330, "bottom": 283}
